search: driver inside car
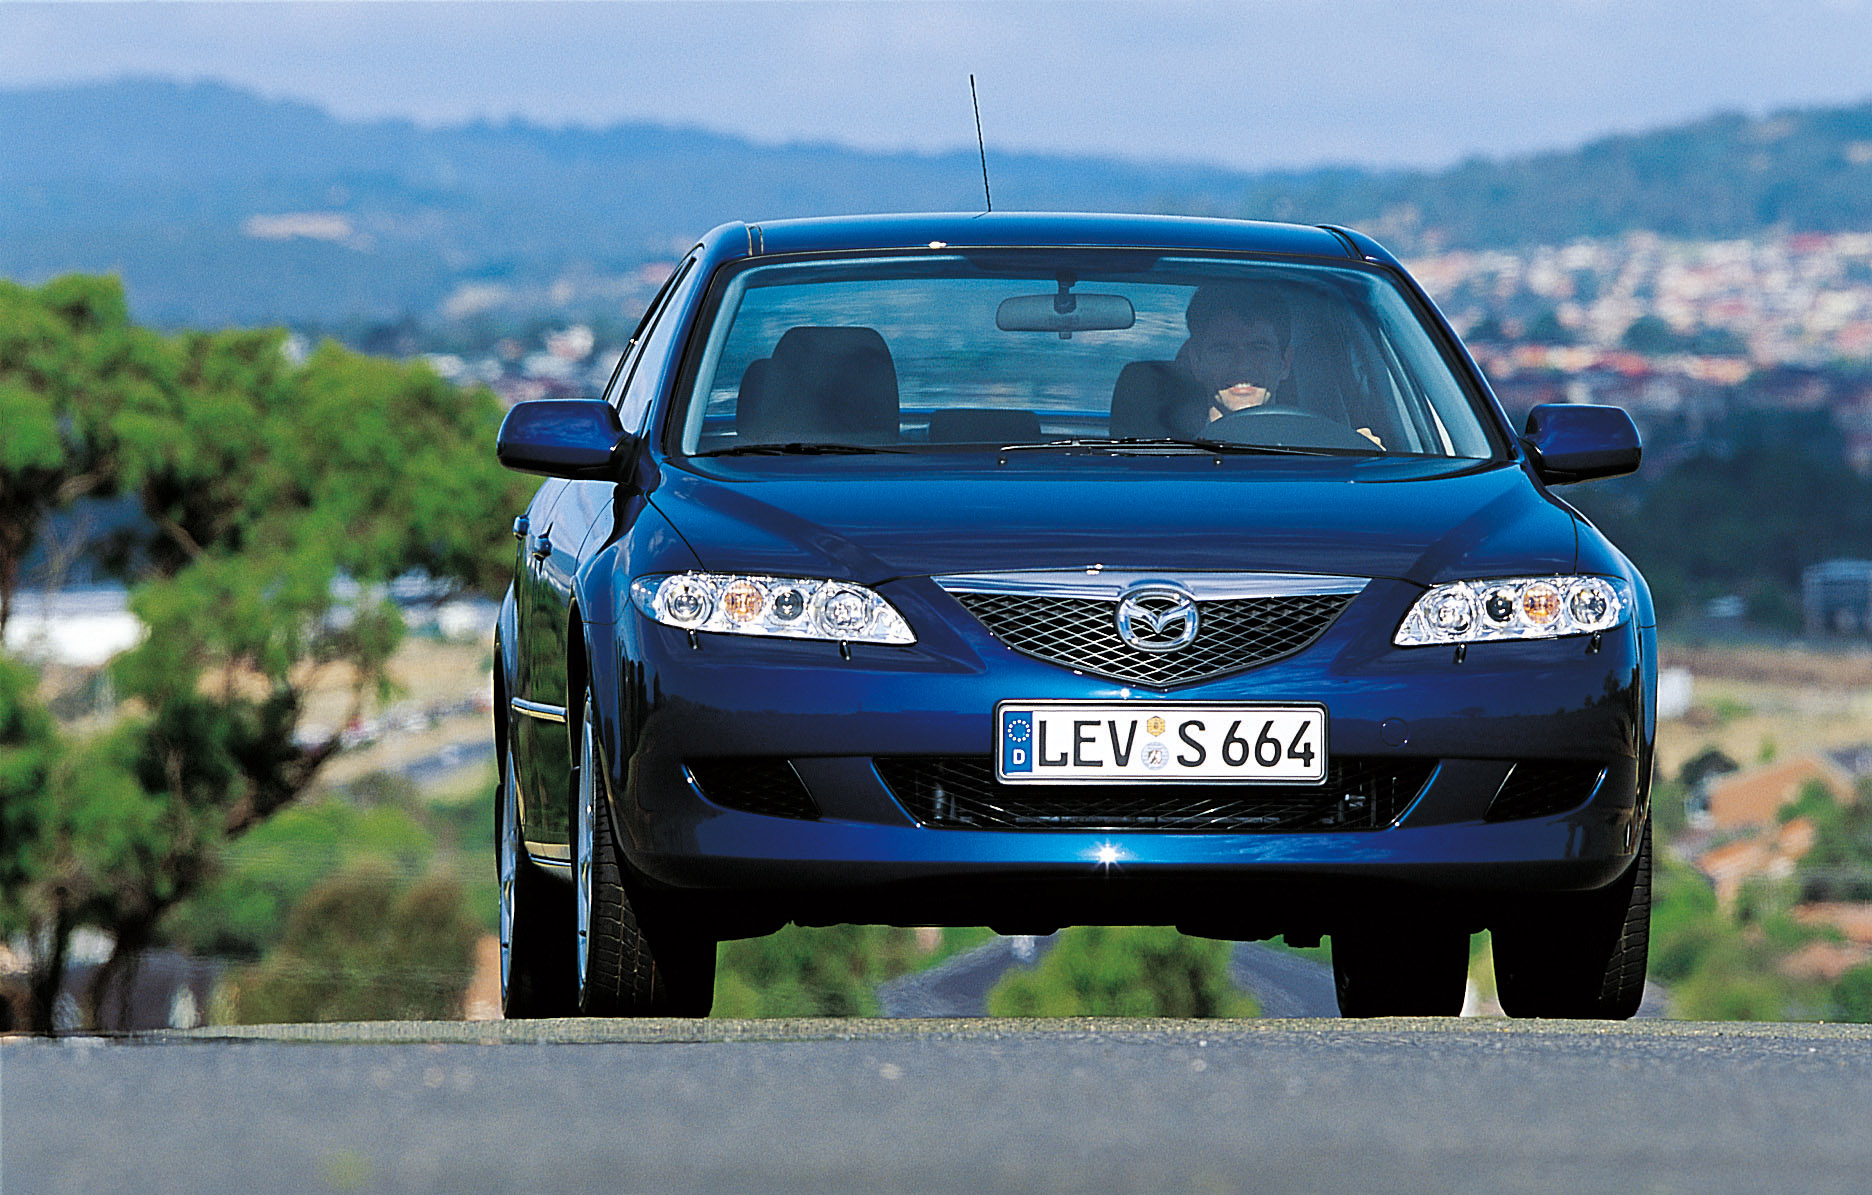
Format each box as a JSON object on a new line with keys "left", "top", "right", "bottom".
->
{"left": 1178, "top": 283, "right": 1294, "bottom": 422}
{"left": 1175, "top": 284, "right": 1384, "bottom": 449}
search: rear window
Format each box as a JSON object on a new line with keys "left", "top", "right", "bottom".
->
{"left": 670, "top": 251, "right": 1501, "bottom": 460}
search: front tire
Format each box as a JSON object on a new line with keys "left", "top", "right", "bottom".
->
{"left": 1493, "top": 820, "right": 1652, "bottom": 1020}
{"left": 573, "top": 686, "right": 717, "bottom": 1017}
{"left": 499, "top": 749, "right": 575, "bottom": 1019}
{"left": 1332, "top": 921, "right": 1471, "bottom": 1017}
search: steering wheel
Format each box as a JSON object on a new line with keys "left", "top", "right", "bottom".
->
{"left": 1206, "top": 405, "right": 1379, "bottom": 452}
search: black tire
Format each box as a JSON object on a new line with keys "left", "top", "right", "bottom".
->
{"left": 1332, "top": 921, "right": 1471, "bottom": 1017}
{"left": 1493, "top": 820, "right": 1652, "bottom": 1020}
{"left": 573, "top": 687, "right": 717, "bottom": 1017}
{"left": 498, "top": 749, "right": 576, "bottom": 1019}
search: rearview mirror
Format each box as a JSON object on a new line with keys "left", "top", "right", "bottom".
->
{"left": 996, "top": 292, "right": 1136, "bottom": 334}
{"left": 1521, "top": 403, "right": 1642, "bottom": 485}
{"left": 496, "top": 399, "right": 630, "bottom": 480}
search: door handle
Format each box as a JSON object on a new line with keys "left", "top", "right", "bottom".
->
{"left": 531, "top": 527, "right": 553, "bottom": 562}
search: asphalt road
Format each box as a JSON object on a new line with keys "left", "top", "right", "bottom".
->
{"left": 8, "top": 1018, "right": 1872, "bottom": 1194}
{"left": 1230, "top": 941, "right": 1341, "bottom": 1017}
{"left": 877, "top": 935, "right": 1054, "bottom": 1016}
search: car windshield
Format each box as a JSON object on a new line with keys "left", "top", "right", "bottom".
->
{"left": 671, "top": 251, "right": 1501, "bottom": 460}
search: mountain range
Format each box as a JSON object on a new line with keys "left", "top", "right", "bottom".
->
{"left": 6, "top": 79, "right": 1872, "bottom": 329}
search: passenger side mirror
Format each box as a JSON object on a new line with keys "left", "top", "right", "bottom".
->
{"left": 1521, "top": 403, "right": 1642, "bottom": 485}
{"left": 496, "top": 399, "right": 632, "bottom": 480}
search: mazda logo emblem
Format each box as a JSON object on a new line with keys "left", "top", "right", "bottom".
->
{"left": 1115, "top": 586, "right": 1200, "bottom": 652}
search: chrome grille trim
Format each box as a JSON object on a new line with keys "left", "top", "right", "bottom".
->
{"left": 937, "top": 571, "right": 1365, "bottom": 688}
{"left": 934, "top": 569, "right": 1368, "bottom": 602}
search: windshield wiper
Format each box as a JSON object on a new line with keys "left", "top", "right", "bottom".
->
{"left": 695, "top": 441, "right": 908, "bottom": 457}
{"left": 997, "top": 437, "right": 1340, "bottom": 457}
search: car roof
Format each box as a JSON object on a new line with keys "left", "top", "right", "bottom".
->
{"left": 709, "top": 212, "right": 1365, "bottom": 262}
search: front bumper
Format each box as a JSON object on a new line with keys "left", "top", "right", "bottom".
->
{"left": 593, "top": 575, "right": 1653, "bottom": 930}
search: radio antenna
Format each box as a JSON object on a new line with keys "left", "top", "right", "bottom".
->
{"left": 971, "top": 74, "right": 993, "bottom": 212}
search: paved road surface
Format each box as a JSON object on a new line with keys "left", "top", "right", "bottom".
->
{"left": 876, "top": 935, "right": 1053, "bottom": 1016}
{"left": 8, "top": 1018, "right": 1872, "bottom": 1193}
{"left": 1230, "top": 941, "right": 1341, "bottom": 1016}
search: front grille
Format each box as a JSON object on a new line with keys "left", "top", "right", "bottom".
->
{"left": 875, "top": 756, "right": 1435, "bottom": 832}
{"left": 685, "top": 758, "right": 820, "bottom": 820}
{"left": 1484, "top": 760, "right": 1606, "bottom": 822}
{"left": 953, "top": 591, "right": 1354, "bottom": 687}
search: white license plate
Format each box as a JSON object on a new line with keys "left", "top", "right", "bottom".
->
{"left": 995, "top": 701, "right": 1327, "bottom": 784}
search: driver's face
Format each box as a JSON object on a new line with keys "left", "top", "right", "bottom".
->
{"left": 1187, "top": 313, "right": 1292, "bottom": 410}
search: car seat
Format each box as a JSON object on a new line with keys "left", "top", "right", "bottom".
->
{"left": 737, "top": 326, "right": 900, "bottom": 444}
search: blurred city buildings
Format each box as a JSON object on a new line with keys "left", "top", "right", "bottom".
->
{"left": 1408, "top": 231, "right": 1872, "bottom": 472}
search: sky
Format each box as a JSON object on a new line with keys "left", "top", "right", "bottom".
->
{"left": 6, "top": 0, "right": 1872, "bottom": 173}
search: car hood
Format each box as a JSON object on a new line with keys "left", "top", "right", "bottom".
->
{"left": 650, "top": 455, "right": 1578, "bottom": 587}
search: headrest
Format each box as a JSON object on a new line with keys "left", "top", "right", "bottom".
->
{"left": 745, "top": 325, "right": 899, "bottom": 444}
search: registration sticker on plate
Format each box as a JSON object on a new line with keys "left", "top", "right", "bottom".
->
{"left": 995, "top": 701, "right": 1327, "bottom": 784}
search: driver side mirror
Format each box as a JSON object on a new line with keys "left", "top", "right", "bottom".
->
{"left": 496, "top": 399, "right": 632, "bottom": 480}
{"left": 1521, "top": 403, "right": 1642, "bottom": 485}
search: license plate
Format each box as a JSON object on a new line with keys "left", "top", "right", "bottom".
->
{"left": 995, "top": 701, "right": 1327, "bottom": 784}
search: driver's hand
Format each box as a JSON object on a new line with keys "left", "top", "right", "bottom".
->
{"left": 1210, "top": 383, "right": 1273, "bottom": 415}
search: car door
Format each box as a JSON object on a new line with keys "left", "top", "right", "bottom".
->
{"left": 512, "top": 477, "right": 574, "bottom": 855}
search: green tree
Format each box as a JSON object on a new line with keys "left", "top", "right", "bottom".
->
{"left": 1621, "top": 314, "right": 1688, "bottom": 354}
{"left": 1789, "top": 779, "right": 1872, "bottom": 903}
{"left": 0, "top": 276, "right": 162, "bottom": 632}
{"left": 0, "top": 274, "right": 534, "bottom": 1031}
{"left": 986, "top": 926, "right": 1257, "bottom": 1018}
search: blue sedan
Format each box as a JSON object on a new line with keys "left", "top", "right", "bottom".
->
{"left": 493, "top": 212, "right": 1654, "bottom": 1019}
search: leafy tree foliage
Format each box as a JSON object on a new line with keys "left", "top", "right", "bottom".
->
{"left": 0, "top": 274, "right": 534, "bottom": 1032}
{"left": 0, "top": 276, "right": 159, "bottom": 630}
{"left": 986, "top": 926, "right": 1257, "bottom": 1018}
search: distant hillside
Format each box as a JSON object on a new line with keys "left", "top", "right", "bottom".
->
{"left": 6, "top": 79, "right": 1872, "bottom": 327}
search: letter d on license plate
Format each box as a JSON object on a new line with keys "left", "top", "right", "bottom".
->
{"left": 996, "top": 701, "right": 1327, "bottom": 784}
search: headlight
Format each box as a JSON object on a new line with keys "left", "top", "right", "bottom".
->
{"left": 1394, "top": 575, "right": 1630, "bottom": 646}
{"left": 630, "top": 572, "right": 916, "bottom": 645}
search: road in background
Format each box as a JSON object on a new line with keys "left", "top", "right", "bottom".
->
{"left": 1231, "top": 942, "right": 1340, "bottom": 1017}
{"left": 7, "top": 1019, "right": 1871, "bottom": 1193}
{"left": 877, "top": 935, "right": 1053, "bottom": 1017}
{"left": 878, "top": 937, "right": 1343, "bottom": 1018}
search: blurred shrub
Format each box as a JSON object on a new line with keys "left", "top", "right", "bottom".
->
{"left": 712, "top": 924, "right": 930, "bottom": 1018}
{"left": 986, "top": 926, "right": 1257, "bottom": 1018}
{"left": 163, "top": 792, "right": 437, "bottom": 960}
{"left": 231, "top": 863, "right": 481, "bottom": 1023}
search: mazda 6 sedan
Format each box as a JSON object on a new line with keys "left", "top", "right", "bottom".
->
{"left": 493, "top": 212, "right": 1654, "bottom": 1020}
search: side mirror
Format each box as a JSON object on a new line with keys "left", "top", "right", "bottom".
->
{"left": 1521, "top": 403, "right": 1642, "bottom": 485}
{"left": 496, "top": 399, "right": 631, "bottom": 480}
